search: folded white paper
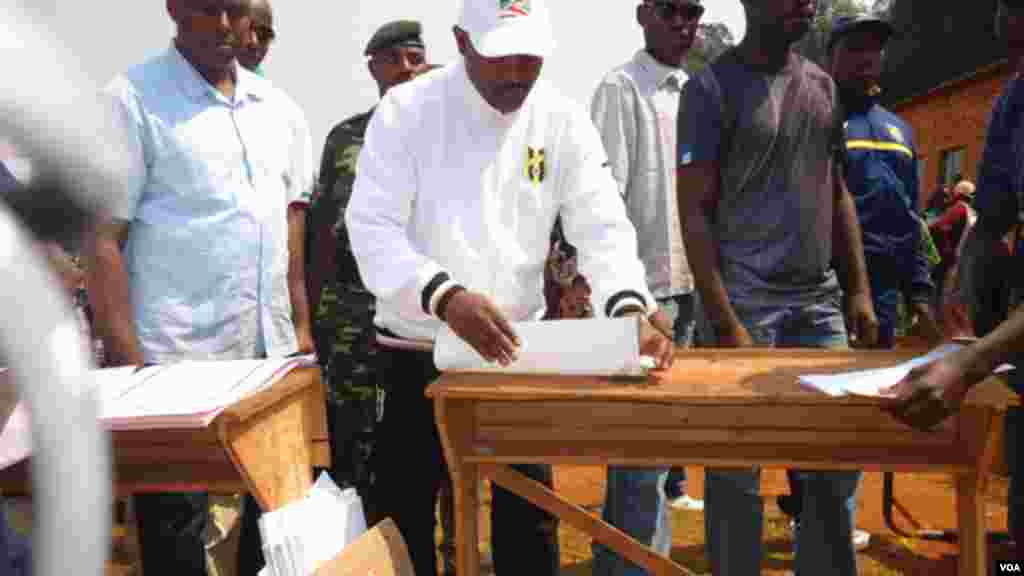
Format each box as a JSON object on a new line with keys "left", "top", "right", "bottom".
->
{"left": 799, "top": 343, "right": 1014, "bottom": 397}
{"left": 434, "top": 317, "right": 654, "bottom": 377}
{"left": 257, "top": 472, "right": 367, "bottom": 575}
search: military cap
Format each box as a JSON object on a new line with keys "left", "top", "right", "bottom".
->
{"left": 828, "top": 14, "right": 895, "bottom": 49}
{"left": 364, "top": 20, "right": 425, "bottom": 56}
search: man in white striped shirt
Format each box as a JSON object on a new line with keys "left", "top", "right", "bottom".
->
{"left": 345, "top": 0, "right": 674, "bottom": 573}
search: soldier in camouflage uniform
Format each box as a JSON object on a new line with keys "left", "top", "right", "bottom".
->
{"left": 305, "top": 18, "right": 429, "bottom": 520}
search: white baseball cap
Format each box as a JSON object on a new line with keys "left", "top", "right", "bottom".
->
{"left": 458, "top": 0, "right": 554, "bottom": 59}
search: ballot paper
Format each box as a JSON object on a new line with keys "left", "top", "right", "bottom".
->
{"left": 434, "top": 317, "right": 656, "bottom": 377}
{"left": 258, "top": 472, "right": 367, "bottom": 576}
{"left": 798, "top": 343, "right": 1014, "bottom": 397}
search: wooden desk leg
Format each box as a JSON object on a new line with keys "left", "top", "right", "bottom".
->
{"left": 435, "top": 398, "right": 481, "bottom": 576}
{"left": 218, "top": 386, "right": 315, "bottom": 512}
{"left": 956, "top": 472, "right": 986, "bottom": 576}
{"left": 455, "top": 461, "right": 482, "bottom": 576}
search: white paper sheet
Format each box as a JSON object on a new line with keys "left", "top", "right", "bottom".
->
{"left": 257, "top": 472, "right": 367, "bottom": 575}
{"left": 798, "top": 343, "right": 1014, "bottom": 397}
{"left": 433, "top": 317, "right": 654, "bottom": 377}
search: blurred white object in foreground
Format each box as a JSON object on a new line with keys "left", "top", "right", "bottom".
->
{"left": 0, "top": 3, "right": 130, "bottom": 575}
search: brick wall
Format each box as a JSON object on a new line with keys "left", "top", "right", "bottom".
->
{"left": 892, "top": 62, "right": 1013, "bottom": 210}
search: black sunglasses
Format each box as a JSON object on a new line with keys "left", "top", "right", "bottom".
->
{"left": 253, "top": 25, "right": 276, "bottom": 44}
{"left": 647, "top": 1, "right": 705, "bottom": 22}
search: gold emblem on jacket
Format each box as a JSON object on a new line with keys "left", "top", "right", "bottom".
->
{"left": 526, "top": 146, "right": 545, "bottom": 184}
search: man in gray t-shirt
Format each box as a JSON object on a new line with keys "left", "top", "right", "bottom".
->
{"left": 676, "top": 1, "right": 879, "bottom": 574}
{"left": 679, "top": 50, "right": 845, "bottom": 306}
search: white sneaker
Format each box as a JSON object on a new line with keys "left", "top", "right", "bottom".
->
{"left": 788, "top": 521, "right": 870, "bottom": 552}
{"left": 668, "top": 494, "right": 704, "bottom": 511}
{"left": 852, "top": 528, "right": 871, "bottom": 551}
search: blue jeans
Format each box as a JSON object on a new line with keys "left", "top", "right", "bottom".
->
{"left": 592, "top": 294, "right": 695, "bottom": 575}
{"left": 697, "top": 295, "right": 862, "bottom": 576}
{"left": 0, "top": 501, "right": 30, "bottom": 576}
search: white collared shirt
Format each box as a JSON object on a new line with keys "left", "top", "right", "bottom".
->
{"left": 591, "top": 49, "right": 693, "bottom": 299}
{"left": 346, "top": 60, "right": 654, "bottom": 342}
{"left": 105, "top": 46, "right": 313, "bottom": 363}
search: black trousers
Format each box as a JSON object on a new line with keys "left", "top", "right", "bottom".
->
{"left": 374, "top": 345, "right": 559, "bottom": 576}
{"left": 134, "top": 492, "right": 208, "bottom": 576}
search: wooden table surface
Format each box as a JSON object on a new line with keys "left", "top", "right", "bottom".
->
{"left": 0, "top": 366, "right": 331, "bottom": 512}
{"left": 428, "top": 348, "right": 1018, "bottom": 576}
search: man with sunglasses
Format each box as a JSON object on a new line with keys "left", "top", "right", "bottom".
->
{"left": 588, "top": 1, "right": 704, "bottom": 573}
{"left": 238, "top": 0, "right": 274, "bottom": 74}
{"left": 677, "top": 0, "right": 879, "bottom": 573}
{"left": 89, "top": 1, "right": 314, "bottom": 574}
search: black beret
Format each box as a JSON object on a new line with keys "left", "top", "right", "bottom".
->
{"left": 364, "top": 20, "right": 424, "bottom": 56}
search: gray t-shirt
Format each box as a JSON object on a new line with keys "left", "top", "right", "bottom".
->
{"left": 678, "top": 49, "right": 843, "bottom": 307}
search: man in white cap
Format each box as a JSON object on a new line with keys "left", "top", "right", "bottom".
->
{"left": 345, "top": 0, "right": 675, "bottom": 574}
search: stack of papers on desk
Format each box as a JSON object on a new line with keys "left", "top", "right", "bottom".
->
{"left": 798, "top": 343, "right": 1014, "bottom": 397}
{"left": 434, "top": 317, "right": 655, "bottom": 377}
{"left": 257, "top": 472, "right": 367, "bottom": 576}
{"left": 0, "top": 355, "right": 318, "bottom": 467}
{"left": 93, "top": 355, "right": 317, "bottom": 429}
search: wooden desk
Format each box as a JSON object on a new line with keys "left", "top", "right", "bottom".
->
{"left": 0, "top": 366, "right": 331, "bottom": 512}
{"left": 427, "top": 349, "right": 1019, "bottom": 576}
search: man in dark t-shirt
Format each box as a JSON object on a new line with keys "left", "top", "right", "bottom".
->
{"left": 676, "top": 1, "right": 879, "bottom": 574}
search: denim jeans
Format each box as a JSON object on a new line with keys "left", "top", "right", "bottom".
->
{"left": 591, "top": 294, "right": 696, "bottom": 575}
{"left": 592, "top": 468, "right": 669, "bottom": 576}
{"left": 0, "top": 501, "right": 29, "bottom": 576}
{"left": 697, "top": 295, "right": 862, "bottom": 576}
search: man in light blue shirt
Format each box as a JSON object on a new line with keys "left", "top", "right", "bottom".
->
{"left": 86, "top": 1, "right": 314, "bottom": 573}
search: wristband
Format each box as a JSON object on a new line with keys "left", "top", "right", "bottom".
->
{"left": 437, "top": 285, "right": 467, "bottom": 323}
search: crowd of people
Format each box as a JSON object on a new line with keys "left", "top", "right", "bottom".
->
{"left": 1, "top": 0, "right": 1023, "bottom": 574}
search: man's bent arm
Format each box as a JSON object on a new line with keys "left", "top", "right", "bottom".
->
{"left": 678, "top": 161, "right": 743, "bottom": 334}
{"left": 84, "top": 219, "right": 143, "bottom": 366}
{"left": 345, "top": 93, "right": 456, "bottom": 322}
{"left": 558, "top": 108, "right": 654, "bottom": 317}
{"left": 833, "top": 167, "right": 872, "bottom": 298}
{"left": 959, "top": 303, "right": 1024, "bottom": 384}
{"left": 288, "top": 204, "right": 314, "bottom": 353}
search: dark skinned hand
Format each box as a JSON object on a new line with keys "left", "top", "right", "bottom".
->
{"left": 443, "top": 290, "right": 520, "bottom": 365}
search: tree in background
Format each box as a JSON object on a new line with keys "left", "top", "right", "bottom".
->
{"left": 797, "top": 0, "right": 876, "bottom": 67}
{"left": 686, "top": 22, "right": 737, "bottom": 72}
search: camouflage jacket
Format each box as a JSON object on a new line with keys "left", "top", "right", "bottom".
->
{"left": 315, "top": 108, "right": 374, "bottom": 294}
{"left": 309, "top": 109, "right": 377, "bottom": 399}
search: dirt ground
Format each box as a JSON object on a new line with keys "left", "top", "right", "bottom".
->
{"left": 466, "top": 466, "right": 1017, "bottom": 575}
{"left": 37, "top": 464, "right": 1013, "bottom": 575}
